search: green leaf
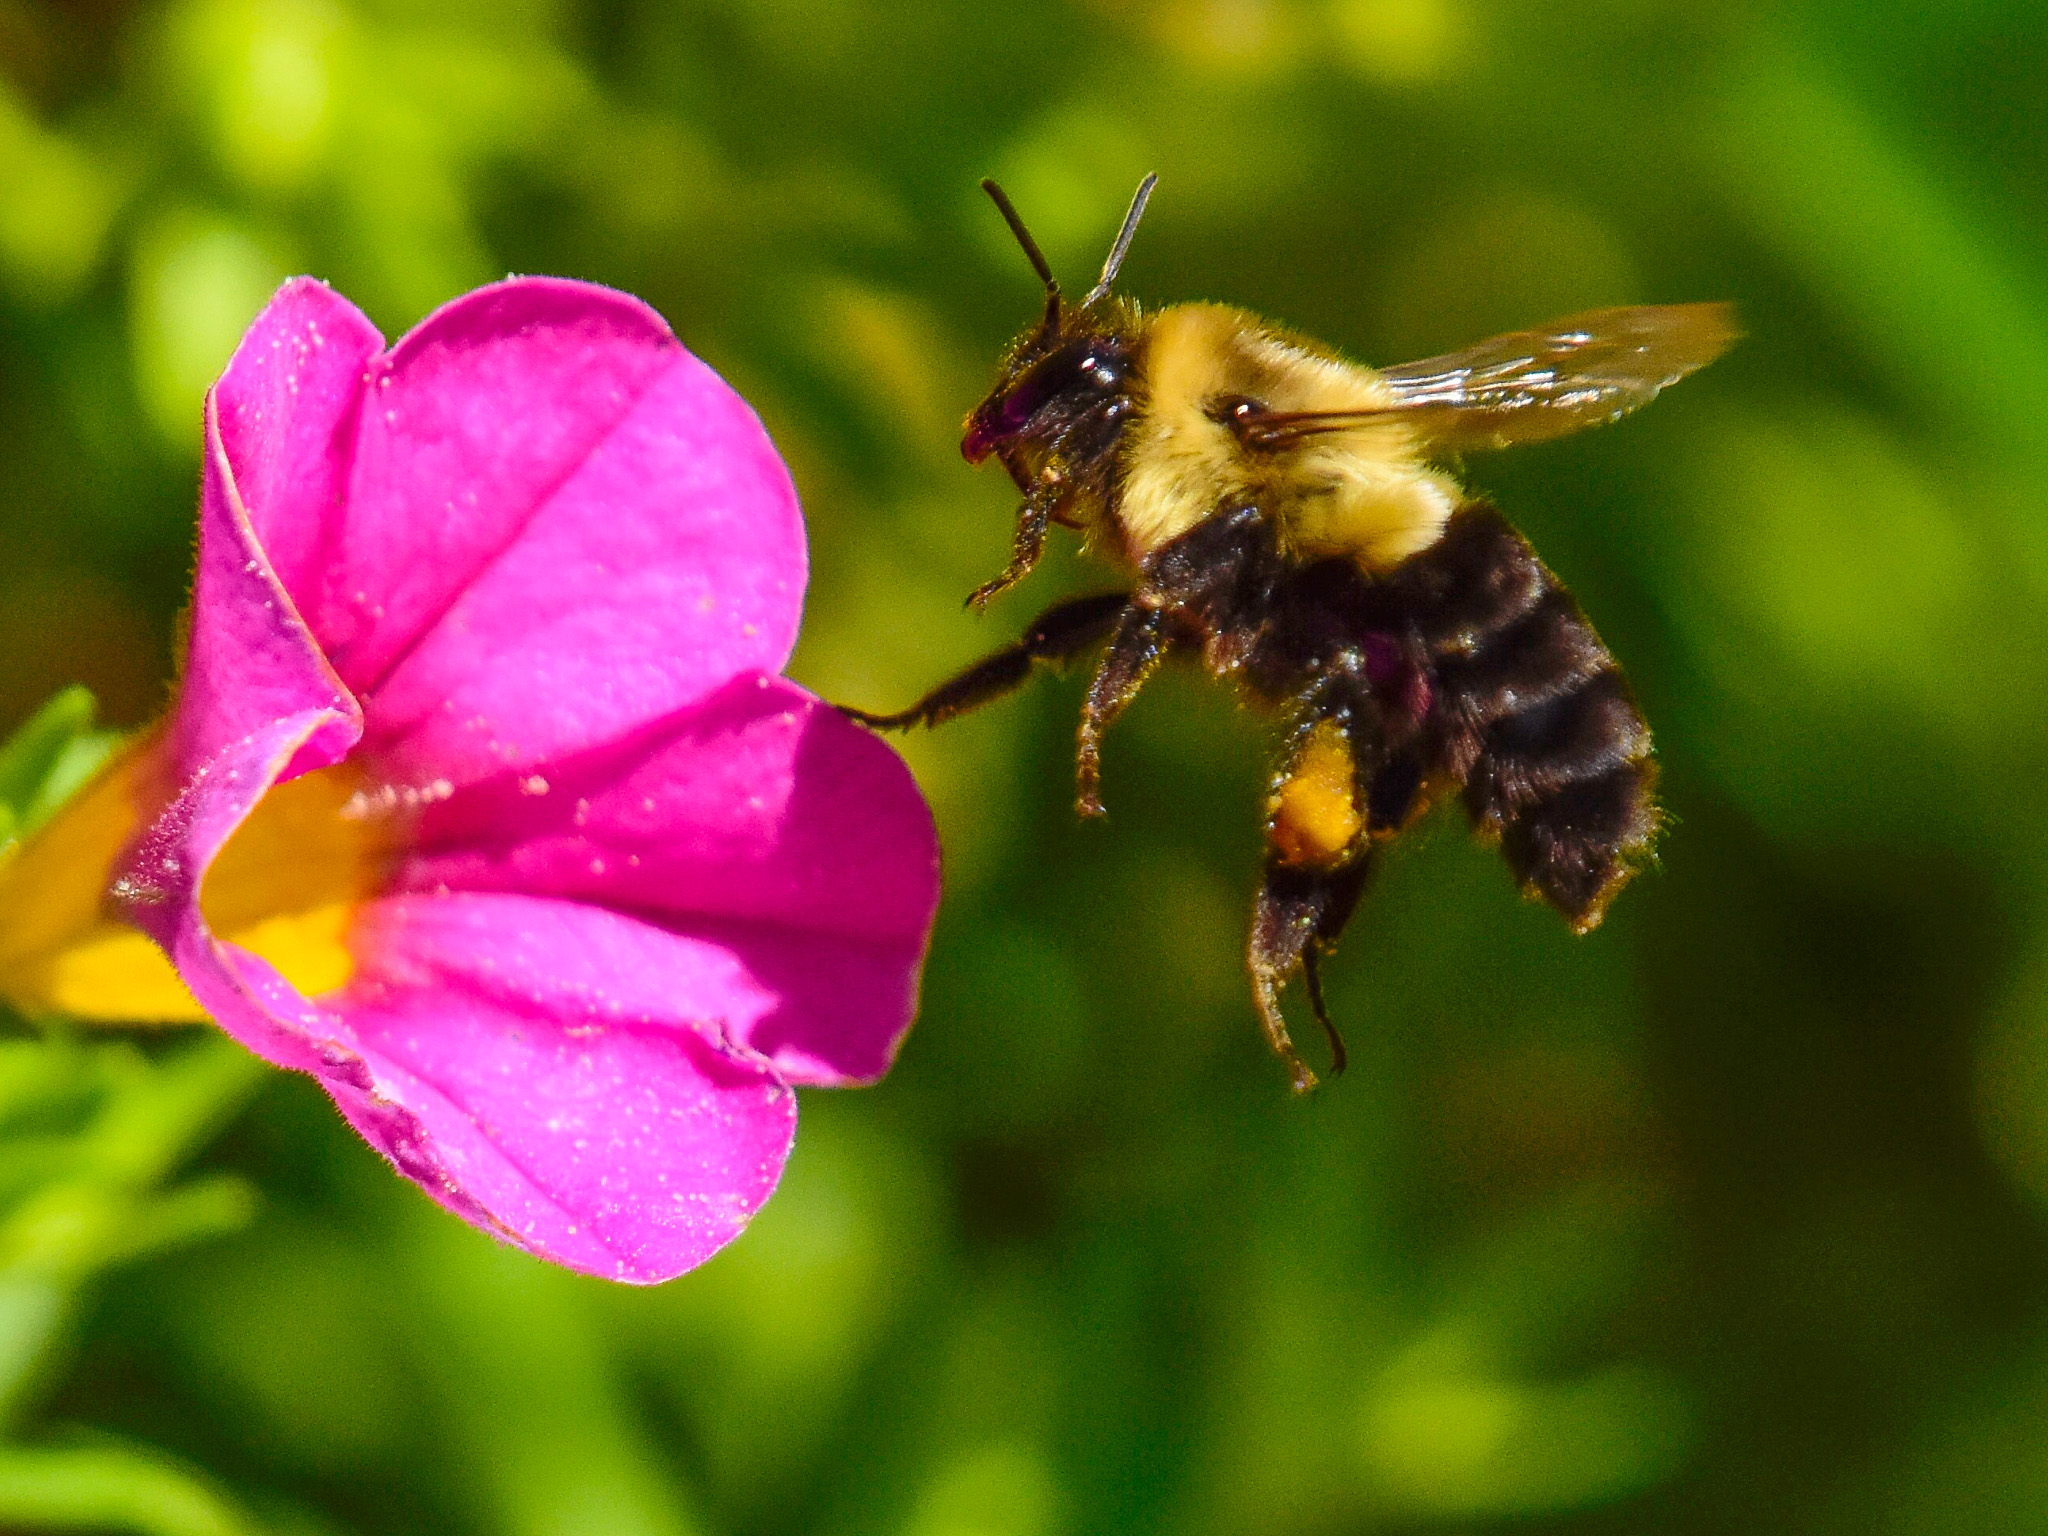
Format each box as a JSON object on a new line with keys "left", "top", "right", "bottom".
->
{"left": 0, "top": 1277, "right": 64, "bottom": 1427}
{"left": 0, "top": 687, "right": 97, "bottom": 822}
{"left": 18, "top": 732, "right": 125, "bottom": 839}
{"left": 81, "top": 1037, "right": 268, "bottom": 1189}
{"left": 0, "top": 1441, "right": 256, "bottom": 1536}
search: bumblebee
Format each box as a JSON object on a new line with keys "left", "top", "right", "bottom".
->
{"left": 849, "top": 176, "right": 1735, "bottom": 1092}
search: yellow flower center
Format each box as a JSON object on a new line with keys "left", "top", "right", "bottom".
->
{"left": 0, "top": 737, "right": 391, "bottom": 1024}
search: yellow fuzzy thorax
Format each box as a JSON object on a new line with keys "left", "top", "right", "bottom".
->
{"left": 1107, "top": 303, "right": 1459, "bottom": 571}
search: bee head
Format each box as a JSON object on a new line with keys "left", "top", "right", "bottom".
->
{"left": 962, "top": 330, "right": 1132, "bottom": 464}
{"left": 963, "top": 175, "right": 1156, "bottom": 469}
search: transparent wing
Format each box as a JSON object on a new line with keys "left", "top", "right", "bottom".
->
{"left": 1237, "top": 303, "right": 1738, "bottom": 453}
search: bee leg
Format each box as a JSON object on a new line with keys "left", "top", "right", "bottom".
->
{"left": 1301, "top": 948, "right": 1344, "bottom": 1078}
{"left": 1249, "top": 856, "right": 1370, "bottom": 1094}
{"left": 1248, "top": 692, "right": 1378, "bottom": 1091}
{"left": 1075, "top": 605, "right": 1174, "bottom": 817}
{"left": 967, "top": 497, "right": 1054, "bottom": 611}
{"left": 841, "top": 592, "right": 1132, "bottom": 731}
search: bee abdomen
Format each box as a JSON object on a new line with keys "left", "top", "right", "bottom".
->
{"left": 1432, "top": 588, "right": 1613, "bottom": 747}
{"left": 1401, "top": 503, "right": 1658, "bottom": 930}
{"left": 1497, "top": 762, "right": 1660, "bottom": 930}
{"left": 1388, "top": 504, "right": 1546, "bottom": 651}
{"left": 1465, "top": 672, "right": 1649, "bottom": 817}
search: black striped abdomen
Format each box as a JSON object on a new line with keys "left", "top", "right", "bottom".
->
{"left": 1387, "top": 504, "right": 1658, "bottom": 931}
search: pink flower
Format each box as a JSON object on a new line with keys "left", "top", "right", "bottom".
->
{"left": 5, "top": 277, "right": 939, "bottom": 1282}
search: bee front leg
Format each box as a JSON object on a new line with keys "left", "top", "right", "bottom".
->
{"left": 1075, "top": 605, "right": 1174, "bottom": 818}
{"left": 841, "top": 592, "right": 1132, "bottom": 731}
{"left": 967, "top": 491, "right": 1057, "bottom": 611}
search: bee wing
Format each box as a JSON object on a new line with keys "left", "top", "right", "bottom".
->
{"left": 1240, "top": 304, "right": 1738, "bottom": 453}
{"left": 1379, "top": 303, "right": 1738, "bottom": 450}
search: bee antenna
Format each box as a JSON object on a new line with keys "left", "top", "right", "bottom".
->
{"left": 981, "top": 178, "right": 1062, "bottom": 333}
{"left": 1083, "top": 172, "right": 1158, "bottom": 307}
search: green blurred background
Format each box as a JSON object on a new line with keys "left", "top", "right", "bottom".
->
{"left": 3, "top": 0, "right": 2048, "bottom": 1531}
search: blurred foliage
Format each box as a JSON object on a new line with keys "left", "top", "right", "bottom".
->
{"left": 0, "top": 692, "right": 264, "bottom": 1533}
{"left": 2, "top": 0, "right": 2048, "bottom": 1532}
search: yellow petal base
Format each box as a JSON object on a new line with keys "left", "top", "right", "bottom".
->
{"left": 0, "top": 736, "right": 389, "bottom": 1024}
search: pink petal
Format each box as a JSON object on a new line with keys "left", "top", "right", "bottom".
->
{"left": 115, "top": 274, "right": 937, "bottom": 1281}
{"left": 209, "top": 278, "right": 807, "bottom": 787}
{"left": 117, "top": 711, "right": 356, "bottom": 1079}
{"left": 117, "top": 395, "right": 472, "bottom": 1238}
{"left": 398, "top": 674, "right": 942, "bottom": 1085}
{"left": 304, "top": 279, "right": 674, "bottom": 689}
{"left": 207, "top": 278, "right": 384, "bottom": 606}
{"left": 123, "top": 682, "right": 797, "bottom": 1281}
{"left": 354, "top": 328, "right": 808, "bottom": 785}
{"left": 178, "top": 303, "right": 365, "bottom": 782}
{"left": 337, "top": 281, "right": 806, "bottom": 785}
{"left": 116, "top": 311, "right": 801, "bottom": 1281}
{"left": 334, "top": 892, "right": 797, "bottom": 1281}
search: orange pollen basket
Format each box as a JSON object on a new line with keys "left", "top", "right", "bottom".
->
{"left": 1266, "top": 722, "right": 1362, "bottom": 869}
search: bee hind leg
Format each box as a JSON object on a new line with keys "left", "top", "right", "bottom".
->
{"left": 1249, "top": 857, "right": 1370, "bottom": 1094}
{"left": 840, "top": 592, "right": 1132, "bottom": 731}
{"left": 1301, "top": 947, "right": 1344, "bottom": 1078}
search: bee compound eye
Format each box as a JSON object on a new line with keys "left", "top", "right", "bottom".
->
{"left": 1073, "top": 351, "right": 1122, "bottom": 392}
{"left": 1210, "top": 394, "right": 1267, "bottom": 423}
